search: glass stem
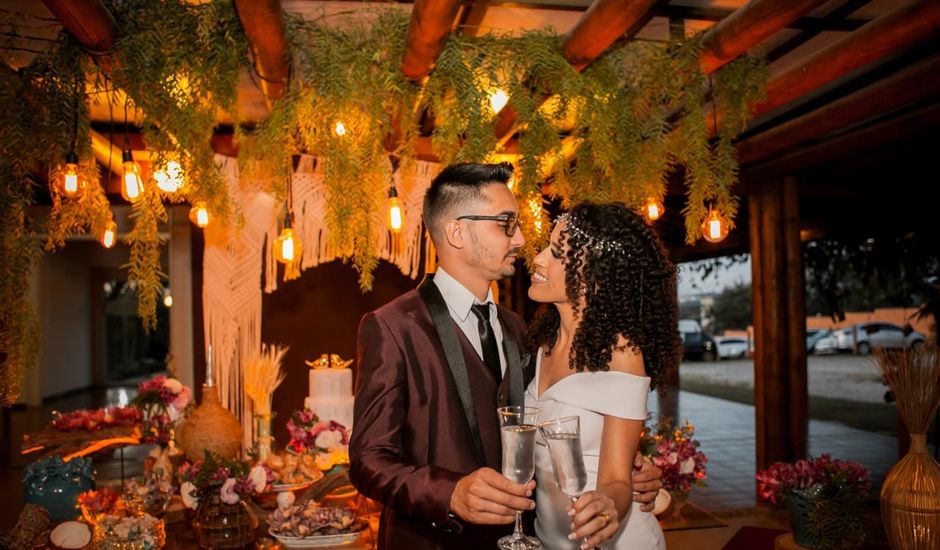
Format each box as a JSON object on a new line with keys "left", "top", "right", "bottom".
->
{"left": 514, "top": 510, "right": 523, "bottom": 536}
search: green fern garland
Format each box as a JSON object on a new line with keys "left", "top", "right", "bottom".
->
{"left": 1, "top": 4, "right": 765, "bottom": 403}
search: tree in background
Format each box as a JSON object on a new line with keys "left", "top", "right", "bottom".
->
{"left": 709, "top": 282, "right": 753, "bottom": 334}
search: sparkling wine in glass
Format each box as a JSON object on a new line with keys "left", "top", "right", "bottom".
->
{"left": 538, "top": 416, "right": 587, "bottom": 500}
{"left": 540, "top": 416, "right": 598, "bottom": 548}
{"left": 497, "top": 406, "right": 541, "bottom": 550}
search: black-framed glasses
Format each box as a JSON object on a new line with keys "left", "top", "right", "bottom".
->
{"left": 456, "top": 214, "right": 521, "bottom": 236}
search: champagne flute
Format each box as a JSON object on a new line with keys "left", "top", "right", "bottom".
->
{"left": 497, "top": 406, "right": 541, "bottom": 550}
{"left": 539, "top": 416, "right": 599, "bottom": 549}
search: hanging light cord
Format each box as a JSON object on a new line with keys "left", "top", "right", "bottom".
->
{"left": 123, "top": 96, "right": 130, "bottom": 151}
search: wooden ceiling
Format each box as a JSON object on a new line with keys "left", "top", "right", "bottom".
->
{"left": 2, "top": 0, "right": 939, "bottom": 259}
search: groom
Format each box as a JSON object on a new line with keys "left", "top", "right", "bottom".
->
{"left": 349, "top": 162, "right": 662, "bottom": 549}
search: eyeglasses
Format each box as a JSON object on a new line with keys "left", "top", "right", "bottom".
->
{"left": 456, "top": 214, "right": 521, "bottom": 237}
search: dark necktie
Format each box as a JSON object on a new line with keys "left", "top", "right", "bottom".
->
{"left": 471, "top": 303, "right": 503, "bottom": 383}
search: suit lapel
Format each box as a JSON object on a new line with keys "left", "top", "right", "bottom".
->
{"left": 417, "top": 276, "right": 487, "bottom": 466}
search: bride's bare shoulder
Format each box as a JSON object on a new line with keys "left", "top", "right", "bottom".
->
{"left": 610, "top": 336, "right": 646, "bottom": 377}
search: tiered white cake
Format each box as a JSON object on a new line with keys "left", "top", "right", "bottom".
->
{"left": 304, "top": 368, "right": 355, "bottom": 430}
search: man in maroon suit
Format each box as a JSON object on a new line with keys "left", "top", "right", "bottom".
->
{"left": 350, "top": 163, "right": 662, "bottom": 549}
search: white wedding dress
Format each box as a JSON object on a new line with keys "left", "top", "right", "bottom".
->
{"left": 527, "top": 349, "right": 666, "bottom": 549}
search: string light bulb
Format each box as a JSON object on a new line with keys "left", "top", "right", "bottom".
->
{"left": 642, "top": 197, "right": 664, "bottom": 222}
{"left": 162, "top": 288, "right": 173, "bottom": 308}
{"left": 489, "top": 89, "right": 509, "bottom": 114}
{"left": 189, "top": 201, "right": 210, "bottom": 228}
{"left": 334, "top": 121, "right": 346, "bottom": 136}
{"left": 274, "top": 213, "right": 302, "bottom": 267}
{"left": 101, "top": 220, "right": 117, "bottom": 248}
{"left": 121, "top": 150, "right": 144, "bottom": 202}
{"left": 387, "top": 186, "right": 404, "bottom": 233}
{"left": 59, "top": 151, "right": 84, "bottom": 197}
{"left": 154, "top": 159, "right": 184, "bottom": 193}
{"left": 700, "top": 208, "right": 730, "bottom": 243}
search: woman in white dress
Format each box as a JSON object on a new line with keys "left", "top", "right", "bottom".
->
{"left": 525, "top": 202, "right": 682, "bottom": 549}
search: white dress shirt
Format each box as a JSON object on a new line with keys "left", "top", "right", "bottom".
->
{"left": 432, "top": 267, "right": 507, "bottom": 375}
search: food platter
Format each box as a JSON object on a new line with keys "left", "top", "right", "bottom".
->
{"left": 268, "top": 526, "right": 365, "bottom": 548}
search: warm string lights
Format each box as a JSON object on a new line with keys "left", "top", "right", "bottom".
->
{"left": 387, "top": 185, "right": 404, "bottom": 233}
{"left": 700, "top": 208, "right": 730, "bottom": 243}
{"left": 121, "top": 104, "right": 144, "bottom": 202}
{"left": 189, "top": 201, "right": 210, "bottom": 228}
{"left": 334, "top": 121, "right": 346, "bottom": 136}
{"left": 274, "top": 167, "right": 303, "bottom": 281}
{"left": 642, "top": 197, "right": 664, "bottom": 222}
{"left": 56, "top": 95, "right": 85, "bottom": 198}
{"left": 101, "top": 220, "right": 117, "bottom": 249}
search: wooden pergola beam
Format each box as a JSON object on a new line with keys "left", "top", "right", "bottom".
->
{"left": 699, "top": 0, "right": 829, "bottom": 74}
{"left": 401, "top": 0, "right": 464, "bottom": 81}
{"left": 494, "top": 0, "right": 662, "bottom": 140}
{"left": 233, "top": 0, "right": 289, "bottom": 107}
{"left": 739, "top": 55, "right": 940, "bottom": 165}
{"left": 755, "top": 0, "right": 940, "bottom": 119}
{"left": 40, "top": 0, "right": 117, "bottom": 70}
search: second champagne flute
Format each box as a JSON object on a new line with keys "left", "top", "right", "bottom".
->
{"left": 497, "top": 405, "right": 541, "bottom": 550}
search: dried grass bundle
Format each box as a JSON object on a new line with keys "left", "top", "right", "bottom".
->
{"left": 876, "top": 347, "right": 940, "bottom": 432}
{"left": 876, "top": 346, "right": 940, "bottom": 550}
{"left": 244, "top": 344, "right": 288, "bottom": 416}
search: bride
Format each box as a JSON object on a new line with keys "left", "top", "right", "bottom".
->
{"left": 526, "top": 202, "right": 681, "bottom": 549}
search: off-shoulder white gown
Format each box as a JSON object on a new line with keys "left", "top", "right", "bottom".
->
{"left": 526, "top": 349, "right": 666, "bottom": 549}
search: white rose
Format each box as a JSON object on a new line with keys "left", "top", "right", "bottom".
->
{"left": 163, "top": 378, "right": 183, "bottom": 393}
{"left": 181, "top": 482, "right": 198, "bottom": 510}
{"left": 667, "top": 451, "right": 679, "bottom": 465}
{"left": 276, "top": 491, "right": 295, "bottom": 511}
{"left": 314, "top": 430, "right": 343, "bottom": 450}
{"left": 249, "top": 465, "right": 267, "bottom": 493}
{"left": 680, "top": 457, "right": 696, "bottom": 475}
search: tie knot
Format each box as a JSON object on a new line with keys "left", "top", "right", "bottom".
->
{"left": 471, "top": 303, "right": 491, "bottom": 321}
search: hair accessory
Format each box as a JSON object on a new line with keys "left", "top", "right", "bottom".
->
{"left": 555, "top": 213, "right": 627, "bottom": 255}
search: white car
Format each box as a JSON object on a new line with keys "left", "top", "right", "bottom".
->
{"left": 714, "top": 336, "right": 751, "bottom": 360}
{"left": 812, "top": 331, "right": 840, "bottom": 354}
{"left": 835, "top": 322, "right": 926, "bottom": 355}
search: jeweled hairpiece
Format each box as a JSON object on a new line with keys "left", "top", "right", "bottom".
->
{"left": 555, "top": 213, "right": 627, "bottom": 254}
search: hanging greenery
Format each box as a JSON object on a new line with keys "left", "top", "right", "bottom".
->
{"left": 0, "top": 2, "right": 764, "bottom": 403}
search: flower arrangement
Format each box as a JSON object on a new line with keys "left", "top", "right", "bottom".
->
{"left": 52, "top": 407, "right": 141, "bottom": 432}
{"left": 755, "top": 454, "right": 871, "bottom": 550}
{"left": 640, "top": 416, "right": 707, "bottom": 493}
{"left": 286, "top": 409, "right": 350, "bottom": 455}
{"left": 132, "top": 375, "right": 193, "bottom": 445}
{"left": 178, "top": 452, "right": 273, "bottom": 510}
{"left": 92, "top": 514, "right": 165, "bottom": 550}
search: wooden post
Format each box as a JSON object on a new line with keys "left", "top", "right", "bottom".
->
{"left": 750, "top": 177, "right": 808, "bottom": 471}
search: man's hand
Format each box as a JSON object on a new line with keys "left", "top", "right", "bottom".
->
{"left": 631, "top": 452, "right": 663, "bottom": 512}
{"left": 449, "top": 467, "right": 536, "bottom": 525}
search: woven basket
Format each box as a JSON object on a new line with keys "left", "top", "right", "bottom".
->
{"left": 178, "top": 384, "right": 242, "bottom": 461}
{"left": 881, "top": 434, "right": 940, "bottom": 549}
{"left": 193, "top": 496, "right": 257, "bottom": 549}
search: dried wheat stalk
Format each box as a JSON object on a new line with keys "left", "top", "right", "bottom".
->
{"left": 876, "top": 347, "right": 940, "bottom": 433}
{"left": 244, "top": 343, "right": 288, "bottom": 416}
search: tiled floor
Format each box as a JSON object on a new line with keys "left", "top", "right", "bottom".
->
{"left": 649, "top": 390, "right": 901, "bottom": 514}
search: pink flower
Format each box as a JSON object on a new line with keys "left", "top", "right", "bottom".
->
{"left": 220, "top": 478, "right": 240, "bottom": 505}
{"left": 172, "top": 385, "right": 192, "bottom": 410}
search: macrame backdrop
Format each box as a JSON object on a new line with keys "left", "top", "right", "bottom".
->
{"left": 204, "top": 154, "right": 437, "bottom": 449}
{"left": 202, "top": 155, "right": 277, "bottom": 449}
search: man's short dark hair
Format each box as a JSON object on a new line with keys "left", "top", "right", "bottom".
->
{"left": 422, "top": 162, "right": 514, "bottom": 240}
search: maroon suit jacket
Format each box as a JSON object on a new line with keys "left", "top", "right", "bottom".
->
{"left": 350, "top": 283, "right": 528, "bottom": 549}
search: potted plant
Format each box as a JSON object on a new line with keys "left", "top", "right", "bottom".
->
{"left": 640, "top": 416, "right": 708, "bottom": 515}
{"left": 755, "top": 454, "right": 871, "bottom": 549}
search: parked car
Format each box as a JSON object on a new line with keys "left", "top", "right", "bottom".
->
{"left": 679, "top": 319, "right": 717, "bottom": 361}
{"left": 835, "top": 322, "right": 926, "bottom": 355}
{"left": 714, "top": 336, "right": 751, "bottom": 360}
{"left": 806, "top": 328, "right": 833, "bottom": 353}
{"left": 812, "top": 330, "right": 840, "bottom": 355}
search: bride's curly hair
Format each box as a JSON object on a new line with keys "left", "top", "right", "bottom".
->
{"left": 525, "top": 202, "right": 681, "bottom": 391}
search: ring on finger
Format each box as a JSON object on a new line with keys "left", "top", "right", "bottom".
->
{"left": 598, "top": 512, "right": 610, "bottom": 526}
